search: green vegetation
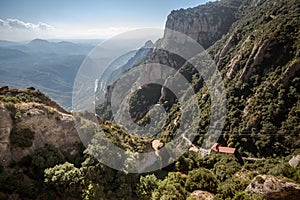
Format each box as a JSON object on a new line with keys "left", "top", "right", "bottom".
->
{"left": 10, "top": 128, "right": 35, "bottom": 147}
{"left": 0, "top": 89, "right": 42, "bottom": 104}
{"left": 0, "top": 145, "right": 67, "bottom": 199}
{"left": 185, "top": 168, "right": 218, "bottom": 193}
{"left": 0, "top": 0, "right": 299, "bottom": 199}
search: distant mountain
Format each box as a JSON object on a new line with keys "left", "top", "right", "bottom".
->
{"left": 0, "top": 47, "right": 27, "bottom": 60}
{"left": 0, "top": 39, "right": 96, "bottom": 109}
{"left": 27, "top": 39, "right": 53, "bottom": 51}
{"left": 0, "top": 40, "right": 20, "bottom": 47}
{"left": 7, "top": 38, "right": 95, "bottom": 55}
{"left": 28, "top": 38, "right": 50, "bottom": 45}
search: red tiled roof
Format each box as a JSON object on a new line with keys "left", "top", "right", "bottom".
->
{"left": 210, "top": 143, "right": 235, "bottom": 154}
{"left": 218, "top": 146, "right": 236, "bottom": 154}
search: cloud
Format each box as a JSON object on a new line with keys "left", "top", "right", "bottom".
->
{"left": 38, "top": 22, "right": 54, "bottom": 30}
{"left": 0, "top": 19, "right": 4, "bottom": 26}
{"left": 0, "top": 18, "right": 54, "bottom": 30}
{"left": 7, "top": 18, "right": 35, "bottom": 29}
{"left": 0, "top": 18, "right": 55, "bottom": 41}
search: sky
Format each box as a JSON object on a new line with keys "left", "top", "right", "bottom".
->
{"left": 0, "top": 0, "right": 210, "bottom": 41}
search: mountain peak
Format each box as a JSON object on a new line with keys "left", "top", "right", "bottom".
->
{"left": 143, "top": 40, "right": 154, "bottom": 48}
{"left": 28, "top": 38, "right": 50, "bottom": 45}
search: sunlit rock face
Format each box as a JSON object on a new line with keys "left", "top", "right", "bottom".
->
{"left": 0, "top": 88, "right": 80, "bottom": 166}
{"left": 246, "top": 174, "right": 300, "bottom": 200}
{"left": 165, "top": 2, "right": 239, "bottom": 49}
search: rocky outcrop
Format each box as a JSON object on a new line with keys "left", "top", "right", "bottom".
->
{"left": 0, "top": 104, "right": 13, "bottom": 166}
{"left": 274, "top": 60, "right": 300, "bottom": 87}
{"left": 165, "top": 2, "right": 240, "bottom": 49}
{"left": 289, "top": 155, "right": 300, "bottom": 168}
{"left": 189, "top": 190, "right": 214, "bottom": 200}
{"left": 0, "top": 87, "right": 68, "bottom": 114}
{"left": 245, "top": 175, "right": 300, "bottom": 200}
{"left": 0, "top": 89, "right": 80, "bottom": 166}
{"left": 226, "top": 35, "right": 254, "bottom": 79}
{"left": 239, "top": 38, "right": 271, "bottom": 82}
{"left": 215, "top": 33, "right": 238, "bottom": 66}
{"left": 152, "top": 139, "right": 164, "bottom": 151}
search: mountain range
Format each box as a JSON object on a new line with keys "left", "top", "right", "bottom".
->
{"left": 0, "top": 0, "right": 299, "bottom": 199}
{"left": 0, "top": 39, "right": 97, "bottom": 110}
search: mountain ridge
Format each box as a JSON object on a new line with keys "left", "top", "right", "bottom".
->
{"left": 0, "top": 0, "right": 299, "bottom": 199}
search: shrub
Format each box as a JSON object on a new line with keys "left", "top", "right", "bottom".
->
{"left": 217, "top": 177, "right": 250, "bottom": 199}
{"left": 185, "top": 168, "right": 218, "bottom": 193}
{"left": 10, "top": 128, "right": 35, "bottom": 147}
{"left": 136, "top": 174, "right": 161, "bottom": 196}
{"left": 4, "top": 102, "right": 15, "bottom": 111}
{"left": 152, "top": 172, "right": 187, "bottom": 200}
{"left": 232, "top": 191, "right": 264, "bottom": 200}
{"left": 32, "top": 144, "right": 65, "bottom": 170}
{"left": 213, "top": 155, "right": 241, "bottom": 182}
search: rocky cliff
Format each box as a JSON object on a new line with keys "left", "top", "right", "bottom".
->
{"left": 0, "top": 87, "right": 80, "bottom": 166}
{"left": 246, "top": 174, "right": 300, "bottom": 199}
{"left": 165, "top": 0, "right": 242, "bottom": 49}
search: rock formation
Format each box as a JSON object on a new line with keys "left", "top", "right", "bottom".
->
{"left": 189, "top": 190, "right": 214, "bottom": 200}
{"left": 0, "top": 87, "right": 80, "bottom": 166}
{"left": 165, "top": 2, "right": 240, "bottom": 49}
{"left": 246, "top": 174, "right": 300, "bottom": 200}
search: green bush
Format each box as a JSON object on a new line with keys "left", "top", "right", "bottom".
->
{"left": 268, "top": 162, "right": 300, "bottom": 183}
{"left": 232, "top": 191, "right": 265, "bottom": 200}
{"left": 10, "top": 128, "right": 35, "bottom": 147}
{"left": 217, "top": 176, "right": 250, "bottom": 199}
{"left": 44, "top": 162, "right": 81, "bottom": 193}
{"left": 213, "top": 155, "right": 241, "bottom": 182}
{"left": 136, "top": 174, "right": 161, "bottom": 197}
{"left": 4, "top": 102, "right": 15, "bottom": 111}
{"left": 32, "top": 144, "right": 65, "bottom": 170}
{"left": 185, "top": 168, "right": 218, "bottom": 193}
{"left": 148, "top": 172, "right": 187, "bottom": 200}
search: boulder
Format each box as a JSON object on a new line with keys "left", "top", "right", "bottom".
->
{"left": 189, "top": 190, "right": 214, "bottom": 200}
{"left": 245, "top": 174, "right": 300, "bottom": 200}
{"left": 289, "top": 155, "right": 300, "bottom": 168}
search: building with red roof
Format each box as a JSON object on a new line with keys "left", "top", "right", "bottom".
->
{"left": 211, "top": 143, "right": 236, "bottom": 154}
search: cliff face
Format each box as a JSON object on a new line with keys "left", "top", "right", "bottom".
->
{"left": 165, "top": 1, "right": 242, "bottom": 49}
{"left": 0, "top": 87, "right": 80, "bottom": 166}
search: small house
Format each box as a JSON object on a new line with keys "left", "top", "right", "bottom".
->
{"left": 211, "top": 143, "right": 236, "bottom": 154}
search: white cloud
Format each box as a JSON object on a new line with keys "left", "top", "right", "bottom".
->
{"left": 3, "top": 18, "right": 54, "bottom": 30}
{"left": 0, "top": 18, "right": 54, "bottom": 41}
{"left": 37, "top": 22, "right": 54, "bottom": 30}
{"left": 0, "top": 19, "right": 5, "bottom": 26}
{"left": 7, "top": 18, "right": 34, "bottom": 29}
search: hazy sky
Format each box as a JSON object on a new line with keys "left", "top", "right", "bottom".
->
{"left": 0, "top": 0, "right": 210, "bottom": 41}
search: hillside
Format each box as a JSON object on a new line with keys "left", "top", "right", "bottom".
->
{"left": 98, "top": 0, "right": 300, "bottom": 157}
{"left": 0, "top": 0, "right": 300, "bottom": 199}
{"left": 0, "top": 88, "right": 299, "bottom": 199}
{"left": 92, "top": 0, "right": 300, "bottom": 198}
